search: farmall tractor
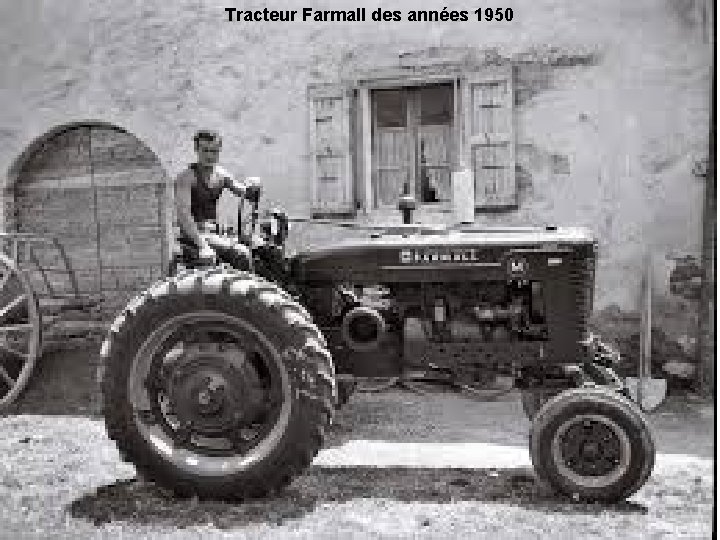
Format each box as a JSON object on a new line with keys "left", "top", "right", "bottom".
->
{"left": 100, "top": 187, "right": 655, "bottom": 503}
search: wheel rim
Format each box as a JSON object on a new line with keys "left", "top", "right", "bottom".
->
{"left": 550, "top": 413, "right": 632, "bottom": 489}
{"left": 128, "top": 310, "right": 292, "bottom": 477}
{"left": 0, "top": 253, "right": 41, "bottom": 409}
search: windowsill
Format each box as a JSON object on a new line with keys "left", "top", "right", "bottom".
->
{"left": 417, "top": 204, "right": 454, "bottom": 215}
{"left": 373, "top": 202, "right": 454, "bottom": 213}
{"left": 475, "top": 203, "right": 519, "bottom": 213}
{"left": 365, "top": 202, "right": 519, "bottom": 219}
{"left": 311, "top": 210, "right": 357, "bottom": 219}
{"left": 310, "top": 202, "right": 519, "bottom": 221}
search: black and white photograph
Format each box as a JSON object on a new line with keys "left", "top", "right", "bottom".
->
{"left": 0, "top": 1, "right": 715, "bottom": 538}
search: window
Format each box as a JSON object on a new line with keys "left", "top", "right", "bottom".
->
{"left": 308, "top": 65, "right": 516, "bottom": 216}
{"left": 373, "top": 84, "right": 453, "bottom": 206}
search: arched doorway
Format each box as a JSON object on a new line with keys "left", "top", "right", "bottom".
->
{"left": 6, "top": 121, "right": 171, "bottom": 321}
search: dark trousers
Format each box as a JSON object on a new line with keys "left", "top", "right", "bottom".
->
{"left": 202, "top": 233, "right": 252, "bottom": 271}
{"left": 178, "top": 232, "right": 252, "bottom": 271}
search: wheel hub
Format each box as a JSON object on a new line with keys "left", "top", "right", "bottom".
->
{"left": 127, "top": 310, "right": 294, "bottom": 478}
{"left": 559, "top": 417, "right": 623, "bottom": 477}
{"left": 163, "top": 342, "right": 265, "bottom": 438}
{"left": 193, "top": 374, "right": 226, "bottom": 416}
{"left": 580, "top": 441, "right": 600, "bottom": 460}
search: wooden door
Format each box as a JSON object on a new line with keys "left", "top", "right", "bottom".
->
{"left": 13, "top": 124, "right": 169, "bottom": 320}
{"left": 14, "top": 126, "right": 101, "bottom": 295}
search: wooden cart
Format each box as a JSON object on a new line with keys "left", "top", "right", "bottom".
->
{"left": 0, "top": 232, "right": 102, "bottom": 411}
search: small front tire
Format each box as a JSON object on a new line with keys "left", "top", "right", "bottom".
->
{"left": 529, "top": 386, "right": 655, "bottom": 502}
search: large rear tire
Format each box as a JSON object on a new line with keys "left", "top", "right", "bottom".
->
{"left": 100, "top": 269, "right": 335, "bottom": 500}
{"left": 529, "top": 386, "right": 655, "bottom": 502}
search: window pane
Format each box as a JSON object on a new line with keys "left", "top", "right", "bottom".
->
{"left": 420, "top": 168, "right": 450, "bottom": 203}
{"left": 419, "top": 84, "right": 452, "bottom": 125}
{"left": 374, "top": 89, "right": 406, "bottom": 128}
{"left": 419, "top": 125, "right": 451, "bottom": 203}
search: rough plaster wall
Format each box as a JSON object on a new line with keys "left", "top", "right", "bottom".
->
{"left": 0, "top": 0, "right": 711, "bottom": 370}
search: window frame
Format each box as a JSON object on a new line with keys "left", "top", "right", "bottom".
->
{"left": 370, "top": 84, "right": 456, "bottom": 208}
{"left": 355, "top": 75, "right": 461, "bottom": 213}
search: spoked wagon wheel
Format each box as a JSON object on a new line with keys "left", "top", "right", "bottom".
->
{"left": 0, "top": 253, "right": 41, "bottom": 411}
{"left": 101, "top": 269, "right": 335, "bottom": 499}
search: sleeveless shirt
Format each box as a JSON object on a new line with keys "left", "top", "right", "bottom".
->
{"left": 189, "top": 163, "right": 223, "bottom": 222}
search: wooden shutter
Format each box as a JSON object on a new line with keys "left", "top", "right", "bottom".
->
{"left": 308, "top": 84, "right": 354, "bottom": 216}
{"left": 463, "top": 66, "right": 516, "bottom": 208}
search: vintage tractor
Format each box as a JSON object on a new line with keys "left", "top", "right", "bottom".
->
{"left": 100, "top": 185, "right": 655, "bottom": 503}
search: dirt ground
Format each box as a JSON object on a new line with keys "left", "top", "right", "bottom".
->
{"left": 0, "top": 388, "right": 714, "bottom": 539}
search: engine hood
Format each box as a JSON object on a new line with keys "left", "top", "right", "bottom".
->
{"left": 298, "top": 226, "right": 594, "bottom": 256}
{"left": 293, "top": 225, "right": 596, "bottom": 284}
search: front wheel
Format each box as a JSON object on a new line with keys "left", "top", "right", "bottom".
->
{"left": 529, "top": 386, "right": 655, "bottom": 502}
{"left": 100, "top": 269, "right": 335, "bottom": 500}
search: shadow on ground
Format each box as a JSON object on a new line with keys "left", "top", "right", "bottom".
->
{"left": 68, "top": 466, "right": 648, "bottom": 529}
{"left": 12, "top": 348, "right": 102, "bottom": 416}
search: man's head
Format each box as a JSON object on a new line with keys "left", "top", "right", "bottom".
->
{"left": 193, "top": 130, "right": 222, "bottom": 168}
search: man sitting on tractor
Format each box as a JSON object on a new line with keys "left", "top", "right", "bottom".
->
{"left": 174, "top": 129, "right": 258, "bottom": 270}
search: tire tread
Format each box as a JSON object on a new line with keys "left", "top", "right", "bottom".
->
{"left": 100, "top": 268, "right": 334, "bottom": 500}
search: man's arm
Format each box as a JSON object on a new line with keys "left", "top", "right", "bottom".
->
{"left": 175, "top": 171, "right": 211, "bottom": 252}
{"left": 223, "top": 177, "right": 247, "bottom": 198}
{"left": 219, "top": 168, "right": 260, "bottom": 198}
{"left": 221, "top": 174, "right": 247, "bottom": 198}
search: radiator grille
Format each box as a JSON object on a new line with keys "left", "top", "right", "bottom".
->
{"left": 569, "top": 246, "right": 596, "bottom": 338}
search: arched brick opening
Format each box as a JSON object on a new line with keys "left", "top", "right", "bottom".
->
{"left": 5, "top": 121, "right": 172, "bottom": 320}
